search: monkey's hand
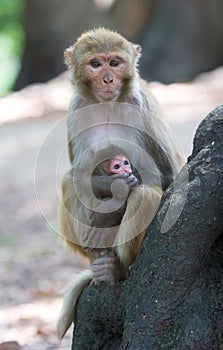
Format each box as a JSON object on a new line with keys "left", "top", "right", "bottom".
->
{"left": 91, "top": 254, "right": 117, "bottom": 285}
{"left": 111, "top": 174, "right": 139, "bottom": 199}
{"left": 92, "top": 173, "right": 138, "bottom": 198}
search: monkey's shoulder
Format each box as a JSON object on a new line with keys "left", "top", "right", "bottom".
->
{"left": 68, "top": 93, "right": 86, "bottom": 113}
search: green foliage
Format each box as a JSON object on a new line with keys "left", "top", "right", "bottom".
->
{"left": 0, "top": 0, "right": 25, "bottom": 96}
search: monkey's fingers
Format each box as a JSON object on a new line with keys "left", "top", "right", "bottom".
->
{"left": 91, "top": 256, "right": 116, "bottom": 284}
{"left": 125, "top": 174, "right": 138, "bottom": 189}
{"left": 91, "top": 255, "right": 115, "bottom": 266}
{"left": 93, "top": 275, "right": 115, "bottom": 286}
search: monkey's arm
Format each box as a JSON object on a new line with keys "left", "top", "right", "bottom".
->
{"left": 90, "top": 253, "right": 128, "bottom": 284}
{"left": 82, "top": 198, "right": 128, "bottom": 283}
{"left": 91, "top": 173, "right": 138, "bottom": 198}
{"left": 60, "top": 169, "right": 130, "bottom": 254}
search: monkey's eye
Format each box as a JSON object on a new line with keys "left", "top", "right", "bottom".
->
{"left": 90, "top": 59, "right": 101, "bottom": 68}
{"left": 124, "top": 160, "right": 129, "bottom": 165}
{"left": 114, "top": 164, "right": 120, "bottom": 170}
{"left": 110, "top": 58, "right": 120, "bottom": 67}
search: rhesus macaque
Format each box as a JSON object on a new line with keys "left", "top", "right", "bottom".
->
{"left": 86, "top": 155, "right": 136, "bottom": 266}
{"left": 57, "top": 28, "right": 184, "bottom": 339}
{"left": 90, "top": 155, "right": 133, "bottom": 231}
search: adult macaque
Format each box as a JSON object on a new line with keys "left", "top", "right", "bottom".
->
{"left": 57, "top": 28, "right": 184, "bottom": 339}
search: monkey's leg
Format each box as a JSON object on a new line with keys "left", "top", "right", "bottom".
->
{"left": 60, "top": 169, "right": 101, "bottom": 256}
{"left": 115, "top": 185, "right": 162, "bottom": 270}
{"left": 58, "top": 171, "right": 96, "bottom": 339}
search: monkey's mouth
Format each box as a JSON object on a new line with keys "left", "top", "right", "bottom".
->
{"left": 97, "top": 90, "right": 119, "bottom": 101}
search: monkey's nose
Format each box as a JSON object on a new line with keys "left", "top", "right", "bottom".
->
{"left": 103, "top": 75, "right": 113, "bottom": 84}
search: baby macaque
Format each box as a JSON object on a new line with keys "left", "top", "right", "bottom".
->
{"left": 85, "top": 155, "right": 134, "bottom": 269}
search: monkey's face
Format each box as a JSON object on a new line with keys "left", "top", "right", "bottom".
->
{"left": 109, "top": 156, "right": 132, "bottom": 175}
{"left": 84, "top": 53, "right": 128, "bottom": 102}
{"left": 64, "top": 29, "right": 142, "bottom": 103}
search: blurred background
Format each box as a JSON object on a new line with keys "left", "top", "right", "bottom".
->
{"left": 0, "top": 1, "right": 222, "bottom": 349}
{"left": 1, "top": 0, "right": 223, "bottom": 95}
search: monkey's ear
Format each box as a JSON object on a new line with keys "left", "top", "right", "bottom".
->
{"left": 132, "top": 44, "right": 142, "bottom": 58}
{"left": 132, "top": 44, "right": 142, "bottom": 61}
{"left": 64, "top": 47, "right": 74, "bottom": 69}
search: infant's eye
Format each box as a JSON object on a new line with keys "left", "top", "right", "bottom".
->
{"left": 90, "top": 59, "right": 101, "bottom": 68}
{"left": 124, "top": 160, "right": 129, "bottom": 165}
{"left": 110, "top": 59, "right": 120, "bottom": 67}
{"left": 114, "top": 164, "right": 120, "bottom": 170}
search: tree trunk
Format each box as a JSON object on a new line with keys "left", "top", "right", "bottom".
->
{"left": 71, "top": 105, "right": 223, "bottom": 349}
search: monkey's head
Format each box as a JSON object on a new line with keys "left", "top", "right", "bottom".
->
{"left": 64, "top": 28, "right": 141, "bottom": 102}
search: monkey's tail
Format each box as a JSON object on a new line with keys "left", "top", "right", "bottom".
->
{"left": 57, "top": 269, "right": 93, "bottom": 340}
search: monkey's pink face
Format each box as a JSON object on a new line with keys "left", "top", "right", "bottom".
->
{"left": 85, "top": 53, "right": 127, "bottom": 102}
{"left": 109, "top": 156, "right": 132, "bottom": 175}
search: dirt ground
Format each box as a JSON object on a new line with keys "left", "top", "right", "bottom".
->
{"left": 0, "top": 67, "right": 222, "bottom": 349}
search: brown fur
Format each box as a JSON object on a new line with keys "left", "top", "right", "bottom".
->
{"left": 57, "top": 28, "right": 184, "bottom": 340}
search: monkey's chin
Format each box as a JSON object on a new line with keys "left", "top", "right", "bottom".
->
{"left": 96, "top": 90, "right": 119, "bottom": 102}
